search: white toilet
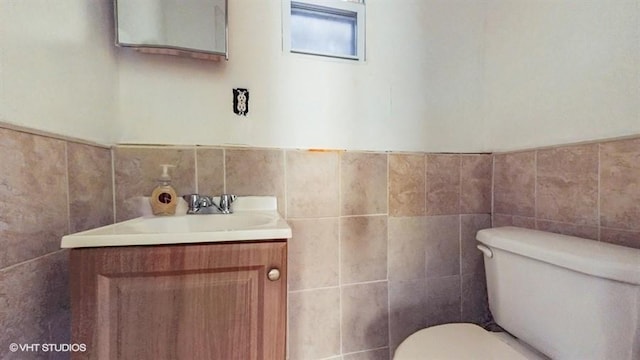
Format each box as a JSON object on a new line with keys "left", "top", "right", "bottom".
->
{"left": 394, "top": 226, "right": 640, "bottom": 360}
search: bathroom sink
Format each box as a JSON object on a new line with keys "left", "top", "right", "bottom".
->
{"left": 118, "top": 213, "right": 276, "bottom": 234}
{"left": 60, "top": 196, "right": 292, "bottom": 248}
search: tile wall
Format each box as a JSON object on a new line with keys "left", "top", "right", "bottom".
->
{"left": 5, "top": 124, "right": 637, "bottom": 360}
{"left": 492, "top": 136, "right": 640, "bottom": 249}
{"left": 0, "top": 127, "right": 113, "bottom": 359}
{"left": 113, "top": 146, "right": 493, "bottom": 359}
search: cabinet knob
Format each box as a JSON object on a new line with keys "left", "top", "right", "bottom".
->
{"left": 267, "top": 268, "right": 281, "bottom": 281}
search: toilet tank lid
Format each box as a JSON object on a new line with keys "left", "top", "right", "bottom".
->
{"left": 477, "top": 227, "right": 640, "bottom": 285}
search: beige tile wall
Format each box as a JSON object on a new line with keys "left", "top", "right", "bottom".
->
{"left": 112, "top": 147, "right": 493, "bottom": 359}
{"left": 114, "top": 146, "right": 197, "bottom": 222}
{"left": 0, "top": 131, "right": 491, "bottom": 360}
{"left": 0, "top": 127, "right": 113, "bottom": 359}
{"left": 4, "top": 124, "right": 637, "bottom": 360}
{"left": 492, "top": 137, "right": 640, "bottom": 249}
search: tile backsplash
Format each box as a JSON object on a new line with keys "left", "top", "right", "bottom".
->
{"left": 492, "top": 137, "right": 640, "bottom": 249}
{"left": 113, "top": 146, "right": 493, "bottom": 359}
{"left": 0, "top": 127, "right": 113, "bottom": 359}
{"left": 113, "top": 146, "right": 197, "bottom": 222}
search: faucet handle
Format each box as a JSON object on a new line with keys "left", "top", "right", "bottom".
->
{"left": 220, "top": 194, "right": 237, "bottom": 202}
{"left": 219, "top": 194, "right": 237, "bottom": 213}
{"left": 183, "top": 194, "right": 199, "bottom": 207}
{"left": 183, "top": 194, "right": 201, "bottom": 213}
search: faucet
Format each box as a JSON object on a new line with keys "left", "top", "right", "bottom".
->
{"left": 183, "top": 194, "right": 237, "bottom": 214}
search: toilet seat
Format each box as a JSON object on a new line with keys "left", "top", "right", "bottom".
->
{"left": 394, "top": 323, "right": 544, "bottom": 360}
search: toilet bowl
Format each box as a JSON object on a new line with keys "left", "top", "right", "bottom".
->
{"left": 393, "top": 227, "right": 640, "bottom": 360}
{"left": 394, "top": 323, "right": 547, "bottom": 360}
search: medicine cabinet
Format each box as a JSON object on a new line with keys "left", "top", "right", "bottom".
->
{"left": 114, "top": 0, "right": 228, "bottom": 61}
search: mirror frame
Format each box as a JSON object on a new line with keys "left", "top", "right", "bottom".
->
{"left": 113, "top": 0, "right": 228, "bottom": 60}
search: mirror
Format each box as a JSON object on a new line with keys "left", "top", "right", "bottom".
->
{"left": 115, "top": 0, "right": 228, "bottom": 60}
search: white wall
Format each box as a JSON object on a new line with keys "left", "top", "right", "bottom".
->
{"left": 0, "top": 0, "right": 117, "bottom": 144}
{"left": 115, "top": 0, "right": 487, "bottom": 152}
{"left": 483, "top": 0, "right": 640, "bottom": 152}
{"left": 116, "top": 0, "right": 639, "bottom": 152}
{"left": 420, "top": 0, "right": 486, "bottom": 152}
{"left": 2, "top": 0, "right": 638, "bottom": 152}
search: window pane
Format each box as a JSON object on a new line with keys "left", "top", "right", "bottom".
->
{"left": 290, "top": 3, "right": 357, "bottom": 58}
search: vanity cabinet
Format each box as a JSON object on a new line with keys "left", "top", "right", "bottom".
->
{"left": 70, "top": 241, "right": 287, "bottom": 360}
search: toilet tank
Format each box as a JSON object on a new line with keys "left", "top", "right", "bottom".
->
{"left": 477, "top": 227, "right": 640, "bottom": 360}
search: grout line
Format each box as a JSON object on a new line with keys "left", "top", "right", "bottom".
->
{"left": 340, "top": 279, "right": 388, "bottom": 288}
{"left": 286, "top": 215, "right": 345, "bottom": 221}
{"left": 194, "top": 148, "right": 199, "bottom": 194}
{"left": 491, "top": 154, "right": 495, "bottom": 226}
{"left": 385, "top": 153, "right": 390, "bottom": 216}
{"left": 598, "top": 225, "right": 640, "bottom": 233}
{"left": 458, "top": 155, "right": 463, "bottom": 319}
{"left": 0, "top": 249, "right": 68, "bottom": 273}
{"left": 287, "top": 285, "right": 341, "bottom": 294}
{"left": 316, "top": 355, "right": 343, "bottom": 360}
{"left": 338, "top": 151, "right": 343, "bottom": 218}
{"left": 111, "top": 147, "right": 117, "bottom": 223}
{"left": 337, "top": 151, "right": 343, "bottom": 356}
{"left": 339, "top": 213, "right": 388, "bottom": 219}
{"left": 458, "top": 213, "right": 463, "bottom": 319}
{"left": 222, "top": 148, "right": 227, "bottom": 193}
{"left": 284, "top": 150, "right": 288, "bottom": 219}
{"left": 341, "top": 346, "right": 389, "bottom": 357}
{"left": 64, "top": 142, "right": 71, "bottom": 234}
{"left": 424, "top": 154, "right": 428, "bottom": 215}
{"left": 597, "top": 144, "right": 602, "bottom": 241}
{"left": 458, "top": 155, "right": 462, "bottom": 215}
{"left": 283, "top": 150, "right": 290, "bottom": 358}
{"left": 385, "top": 152, "right": 392, "bottom": 355}
{"left": 533, "top": 151, "right": 538, "bottom": 229}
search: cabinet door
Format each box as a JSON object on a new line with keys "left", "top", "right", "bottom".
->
{"left": 70, "top": 241, "right": 286, "bottom": 360}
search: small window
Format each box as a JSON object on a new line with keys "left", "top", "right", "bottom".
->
{"left": 283, "top": 0, "right": 365, "bottom": 61}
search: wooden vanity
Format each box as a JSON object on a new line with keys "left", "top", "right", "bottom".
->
{"left": 70, "top": 240, "right": 287, "bottom": 360}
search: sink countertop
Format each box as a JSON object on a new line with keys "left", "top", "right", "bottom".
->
{"left": 61, "top": 196, "right": 292, "bottom": 248}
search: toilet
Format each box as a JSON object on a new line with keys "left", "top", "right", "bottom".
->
{"left": 394, "top": 226, "right": 640, "bottom": 360}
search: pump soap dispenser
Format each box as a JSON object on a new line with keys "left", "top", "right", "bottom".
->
{"left": 149, "top": 164, "right": 178, "bottom": 216}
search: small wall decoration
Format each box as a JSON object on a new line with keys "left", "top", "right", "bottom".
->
{"left": 233, "top": 88, "right": 249, "bottom": 116}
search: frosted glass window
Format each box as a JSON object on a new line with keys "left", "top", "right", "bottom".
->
{"left": 291, "top": 4, "right": 357, "bottom": 57}
{"left": 283, "top": 0, "right": 365, "bottom": 61}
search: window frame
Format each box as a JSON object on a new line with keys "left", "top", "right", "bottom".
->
{"left": 282, "top": 0, "right": 366, "bottom": 61}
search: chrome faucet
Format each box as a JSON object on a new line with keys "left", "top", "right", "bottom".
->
{"left": 183, "top": 194, "right": 237, "bottom": 214}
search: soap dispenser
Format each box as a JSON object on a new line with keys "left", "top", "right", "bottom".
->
{"left": 149, "top": 164, "right": 178, "bottom": 216}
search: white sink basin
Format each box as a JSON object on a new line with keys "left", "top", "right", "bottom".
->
{"left": 118, "top": 213, "right": 276, "bottom": 234}
{"left": 61, "top": 196, "right": 292, "bottom": 248}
